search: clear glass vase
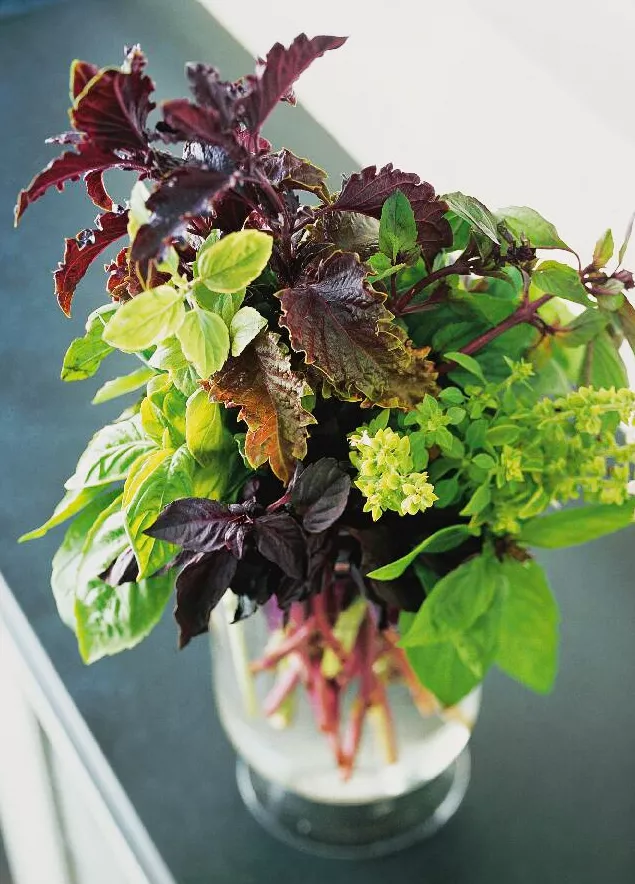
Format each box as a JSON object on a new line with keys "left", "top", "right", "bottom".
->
{"left": 210, "top": 595, "right": 480, "bottom": 859}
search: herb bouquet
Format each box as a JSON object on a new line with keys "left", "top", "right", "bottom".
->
{"left": 17, "top": 34, "right": 635, "bottom": 853}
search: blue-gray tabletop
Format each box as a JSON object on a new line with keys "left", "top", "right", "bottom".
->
{"left": 1, "top": 1, "right": 634, "bottom": 881}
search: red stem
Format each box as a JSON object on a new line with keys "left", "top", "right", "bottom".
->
{"left": 250, "top": 622, "right": 313, "bottom": 672}
{"left": 395, "top": 258, "right": 471, "bottom": 313}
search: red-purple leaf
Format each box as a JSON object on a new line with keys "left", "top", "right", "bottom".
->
{"left": 160, "top": 99, "right": 241, "bottom": 157}
{"left": 54, "top": 210, "right": 129, "bottom": 315}
{"left": 206, "top": 331, "right": 316, "bottom": 485}
{"left": 85, "top": 170, "right": 114, "bottom": 211}
{"left": 130, "top": 167, "right": 236, "bottom": 264}
{"left": 261, "top": 149, "right": 330, "bottom": 202}
{"left": 185, "top": 62, "right": 241, "bottom": 129}
{"left": 240, "top": 34, "right": 347, "bottom": 132}
{"left": 278, "top": 251, "right": 438, "bottom": 407}
{"left": 69, "top": 59, "right": 99, "bottom": 100}
{"left": 290, "top": 458, "right": 351, "bottom": 533}
{"left": 328, "top": 163, "right": 451, "bottom": 262}
{"left": 175, "top": 549, "right": 237, "bottom": 648}
{"left": 145, "top": 498, "right": 256, "bottom": 558}
{"left": 254, "top": 512, "right": 306, "bottom": 578}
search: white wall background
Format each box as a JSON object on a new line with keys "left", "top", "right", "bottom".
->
{"left": 199, "top": 0, "right": 635, "bottom": 265}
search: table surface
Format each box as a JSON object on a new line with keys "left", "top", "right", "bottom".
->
{"left": 1, "top": 1, "right": 634, "bottom": 882}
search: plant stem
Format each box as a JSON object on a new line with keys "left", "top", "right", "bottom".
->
{"left": 437, "top": 292, "right": 553, "bottom": 374}
{"left": 395, "top": 258, "right": 471, "bottom": 313}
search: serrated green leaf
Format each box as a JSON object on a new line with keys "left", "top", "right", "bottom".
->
{"left": 443, "top": 192, "right": 500, "bottom": 244}
{"left": 378, "top": 189, "right": 418, "bottom": 262}
{"left": 185, "top": 388, "right": 227, "bottom": 467}
{"left": 368, "top": 524, "right": 472, "bottom": 581}
{"left": 92, "top": 366, "right": 156, "bottom": 404}
{"left": 444, "top": 351, "right": 487, "bottom": 383}
{"left": 519, "top": 500, "right": 635, "bottom": 549}
{"left": 593, "top": 229, "right": 613, "bottom": 269}
{"left": 532, "top": 261, "right": 591, "bottom": 306}
{"left": 64, "top": 415, "right": 157, "bottom": 490}
{"left": 198, "top": 230, "right": 273, "bottom": 293}
{"left": 61, "top": 305, "right": 117, "bottom": 381}
{"left": 19, "top": 486, "right": 108, "bottom": 542}
{"left": 103, "top": 286, "right": 186, "bottom": 352}
{"left": 177, "top": 308, "right": 230, "bottom": 379}
{"left": 230, "top": 306, "right": 267, "bottom": 357}
{"left": 495, "top": 206, "right": 570, "bottom": 250}
{"left": 495, "top": 558, "right": 559, "bottom": 693}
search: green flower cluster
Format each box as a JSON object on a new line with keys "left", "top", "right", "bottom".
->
{"left": 349, "top": 427, "right": 437, "bottom": 521}
{"left": 350, "top": 359, "right": 635, "bottom": 536}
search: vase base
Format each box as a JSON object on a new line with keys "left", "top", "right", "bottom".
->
{"left": 236, "top": 747, "right": 471, "bottom": 860}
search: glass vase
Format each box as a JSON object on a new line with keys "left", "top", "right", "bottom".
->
{"left": 210, "top": 594, "right": 480, "bottom": 859}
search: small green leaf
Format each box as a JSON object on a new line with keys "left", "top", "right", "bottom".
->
{"left": 495, "top": 558, "right": 559, "bottom": 693}
{"left": 472, "top": 453, "right": 495, "bottom": 470}
{"left": 139, "top": 376, "right": 186, "bottom": 448}
{"left": 485, "top": 424, "right": 521, "bottom": 445}
{"left": 192, "top": 283, "right": 245, "bottom": 326}
{"left": 559, "top": 308, "right": 609, "bottom": 349}
{"left": 593, "top": 229, "right": 614, "bottom": 269}
{"left": 519, "top": 500, "right": 635, "bottom": 549}
{"left": 64, "top": 415, "right": 157, "bottom": 490}
{"left": 185, "top": 388, "right": 227, "bottom": 467}
{"left": 408, "top": 430, "right": 430, "bottom": 471}
{"left": 443, "top": 192, "right": 500, "bottom": 244}
{"left": 230, "top": 306, "right": 268, "bottom": 357}
{"left": 368, "top": 524, "right": 472, "bottom": 581}
{"left": 495, "top": 206, "right": 570, "bottom": 250}
{"left": 438, "top": 387, "right": 465, "bottom": 405}
{"left": 103, "top": 286, "right": 186, "bottom": 352}
{"left": 460, "top": 483, "right": 491, "bottom": 517}
{"left": 91, "top": 366, "right": 156, "bottom": 404}
{"left": 19, "top": 486, "right": 107, "bottom": 542}
{"left": 617, "top": 212, "right": 634, "bottom": 266}
{"left": 61, "top": 305, "right": 117, "bottom": 381}
{"left": 378, "top": 189, "right": 418, "bottom": 262}
{"left": 149, "top": 336, "right": 199, "bottom": 397}
{"left": 177, "top": 308, "right": 230, "bottom": 379}
{"left": 197, "top": 230, "right": 273, "bottom": 293}
{"left": 532, "top": 261, "right": 591, "bottom": 306}
{"left": 433, "top": 475, "right": 460, "bottom": 508}
{"left": 444, "top": 351, "right": 487, "bottom": 383}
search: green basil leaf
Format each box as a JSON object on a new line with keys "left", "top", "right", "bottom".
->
{"left": 443, "top": 192, "right": 500, "bottom": 244}
{"left": 185, "top": 388, "right": 226, "bottom": 467}
{"left": 91, "top": 366, "right": 156, "bottom": 404}
{"left": 485, "top": 424, "right": 521, "bottom": 446}
{"left": 177, "top": 308, "right": 230, "bottom": 379}
{"left": 192, "top": 282, "right": 245, "bottom": 326}
{"left": 64, "top": 415, "right": 157, "bottom": 490}
{"left": 19, "top": 486, "right": 107, "bottom": 542}
{"left": 460, "top": 483, "right": 491, "bottom": 517}
{"left": 532, "top": 261, "right": 591, "bottom": 306}
{"left": 402, "top": 634, "right": 481, "bottom": 707}
{"left": 519, "top": 500, "right": 635, "bottom": 549}
{"left": 592, "top": 229, "right": 614, "bottom": 269}
{"left": 75, "top": 572, "right": 175, "bottom": 664}
{"left": 559, "top": 308, "right": 609, "bottom": 349}
{"left": 617, "top": 212, "right": 634, "bottom": 266}
{"left": 378, "top": 189, "right": 418, "bottom": 262}
{"left": 230, "top": 306, "right": 268, "bottom": 357}
{"left": 580, "top": 331, "right": 628, "bottom": 388}
{"left": 495, "top": 557, "right": 559, "bottom": 693}
{"left": 444, "top": 351, "right": 487, "bottom": 383}
{"left": 76, "top": 495, "right": 128, "bottom": 587}
{"left": 61, "top": 305, "right": 117, "bottom": 381}
{"left": 368, "top": 524, "right": 472, "bottom": 581}
{"left": 103, "top": 286, "right": 186, "bottom": 352}
{"left": 149, "top": 336, "right": 199, "bottom": 397}
{"left": 432, "top": 475, "right": 460, "bottom": 508}
{"left": 124, "top": 445, "right": 195, "bottom": 579}
{"left": 50, "top": 490, "right": 121, "bottom": 629}
{"left": 197, "top": 230, "right": 273, "bottom": 293}
{"left": 495, "top": 206, "right": 570, "bottom": 250}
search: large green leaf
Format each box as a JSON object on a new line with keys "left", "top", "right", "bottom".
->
{"left": 197, "top": 230, "right": 273, "bottom": 293}
{"left": 495, "top": 206, "right": 570, "bottom": 250}
{"left": 443, "top": 192, "right": 500, "bottom": 244}
{"left": 378, "top": 189, "right": 418, "bottom": 262}
{"left": 532, "top": 261, "right": 591, "bottom": 306}
{"left": 495, "top": 558, "right": 559, "bottom": 693}
{"left": 92, "top": 366, "right": 156, "bottom": 404}
{"left": 61, "top": 305, "right": 117, "bottom": 381}
{"left": 76, "top": 496, "right": 129, "bottom": 587}
{"left": 519, "top": 500, "right": 635, "bottom": 549}
{"left": 124, "top": 444, "right": 195, "bottom": 578}
{"left": 74, "top": 572, "right": 175, "bottom": 664}
{"left": 177, "top": 308, "right": 230, "bottom": 379}
{"left": 559, "top": 308, "right": 609, "bottom": 349}
{"left": 185, "top": 388, "right": 227, "bottom": 467}
{"left": 403, "top": 636, "right": 482, "bottom": 707}
{"left": 367, "top": 525, "right": 472, "bottom": 580}
{"left": 229, "top": 306, "right": 267, "bottom": 357}
{"left": 580, "top": 331, "right": 628, "bottom": 388}
{"left": 50, "top": 490, "right": 121, "bottom": 629}
{"left": 103, "top": 286, "right": 186, "bottom": 352}
{"left": 65, "top": 415, "right": 158, "bottom": 490}
{"left": 19, "top": 486, "right": 107, "bottom": 542}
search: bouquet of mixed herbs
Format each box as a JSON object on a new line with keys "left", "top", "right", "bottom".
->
{"left": 17, "top": 35, "right": 635, "bottom": 776}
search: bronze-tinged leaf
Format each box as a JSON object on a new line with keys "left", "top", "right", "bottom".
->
{"left": 327, "top": 163, "right": 451, "bottom": 263}
{"left": 278, "top": 251, "right": 437, "bottom": 408}
{"left": 55, "top": 210, "right": 130, "bottom": 315}
{"left": 206, "top": 331, "right": 316, "bottom": 485}
{"left": 261, "top": 149, "right": 330, "bottom": 203}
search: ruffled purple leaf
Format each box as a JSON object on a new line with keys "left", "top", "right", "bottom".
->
{"left": 290, "top": 457, "right": 351, "bottom": 533}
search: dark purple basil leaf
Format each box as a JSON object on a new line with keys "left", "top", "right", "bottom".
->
{"left": 254, "top": 512, "right": 306, "bottom": 579}
{"left": 160, "top": 100, "right": 242, "bottom": 159}
{"left": 84, "top": 171, "right": 114, "bottom": 211}
{"left": 239, "top": 34, "right": 347, "bottom": 132}
{"left": 175, "top": 550, "right": 237, "bottom": 648}
{"left": 185, "top": 62, "right": 241, "bottom": 129}
{"left": 290, "top": 458, "right": 351, "bottom": 533}
{"left": 130, "top": 167, "right": 236, "bottom": 264}
{"left": 54, "top": 210, "right": 129, "bottom": 316}
{"left": 260, "top": 149, "right": 330, "bottom": 202}
{"left": 99, "top": 547, "right": 139, "bottom": 587}
{"left": 275, "top": 529, "right": 334, "bottom": 607}
{"left": 70, "top": 59, "right": 99, "bottom": 99}
{"left": 145, "top": 497, "right": 254, "bottom": 553}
